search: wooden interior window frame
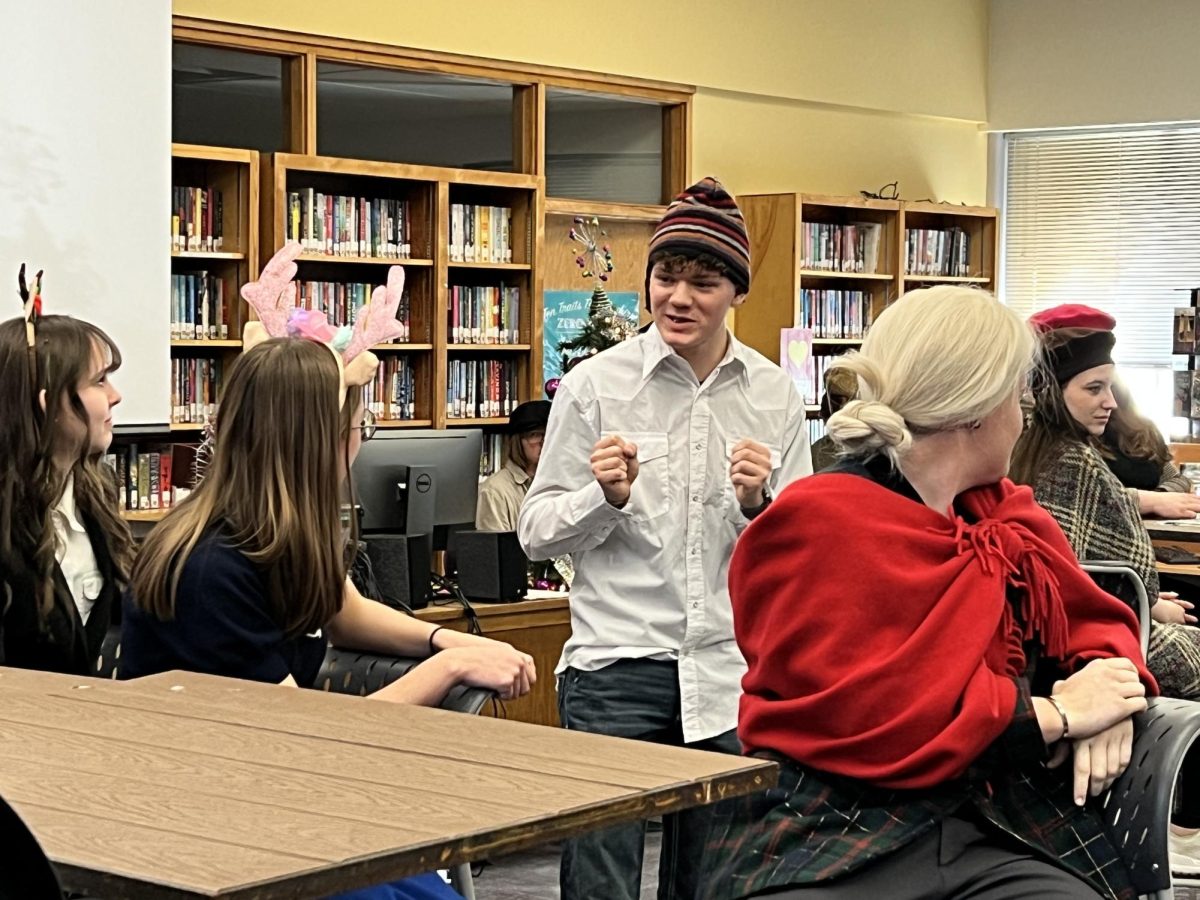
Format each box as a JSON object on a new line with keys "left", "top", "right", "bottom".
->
{"left": 172, "top": 16, "right": 693, "bottom": 202}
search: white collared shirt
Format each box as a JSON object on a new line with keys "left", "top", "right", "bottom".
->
{"left": 52, "top": 475, "right": 103, "bottom": 625}
{"left": 518, "top": 326, "right": 812, "bottom": 742}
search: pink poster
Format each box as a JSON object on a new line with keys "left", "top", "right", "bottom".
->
{"left": 780, "top": 327, "right": 815, "bottom": 399}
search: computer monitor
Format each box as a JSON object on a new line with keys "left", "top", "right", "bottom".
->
{"left": 351, "top": 428, "right": 482, "bottom": 549}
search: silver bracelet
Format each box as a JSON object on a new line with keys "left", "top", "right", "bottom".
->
{"left": 1047, "top": 694, "right": 1070, "bottom": 740}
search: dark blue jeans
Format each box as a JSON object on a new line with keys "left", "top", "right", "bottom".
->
{"left": 557, "top": 658, "right": 741, "bottom": 900}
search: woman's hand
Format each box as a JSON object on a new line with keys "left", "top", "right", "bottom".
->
{"left": 1050, "top": 658, "right": 1146, "bottom": 739}
{"left": 440, "top": 640, "right": 537, "bottom": 700}
{"left": 1141, "top": 489, "right": 1200, "bottom": 519}
{"left": 1152, "top": 593, "right": 1197, "bottom": 625}
{"left": 1048, "top": 719, "right": 1134, "bottom": 805}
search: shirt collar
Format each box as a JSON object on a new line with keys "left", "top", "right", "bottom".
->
{"left": 503, "top": 459, "right": 532, "bottom": 486}
{"left": 640, "top": 322, "right": 751, "bottom": 388}
{"left": 53, "top": 474, "right": 87, "bottom": 535}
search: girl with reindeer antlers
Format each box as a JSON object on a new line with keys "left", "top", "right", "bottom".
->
{"left": 121, "top": 241, "right": 536, "bottom": 707}
{"left": 0, "top": 265, "right": 132, "bottom": 675}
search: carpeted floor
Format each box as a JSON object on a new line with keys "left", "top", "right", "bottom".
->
{"left": 463, "top": 831, "right": 661, "bottom": 900}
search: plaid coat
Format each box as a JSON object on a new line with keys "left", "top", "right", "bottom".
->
{"left": 1033, "top": 440, "right": 1200, "bottom": 699}
{"left": 701, "top": 682, "right": 1135, "bottom": 900}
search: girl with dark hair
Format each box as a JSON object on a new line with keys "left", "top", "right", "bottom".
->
{"left": 1100, "top": 379, "right": 1200, "bottom": 519}
{"left": 0, "top": 266, "right": 133, "bottom": 674}
{"left": 1011, "top": 304, "right": 1200, "bottom": 699}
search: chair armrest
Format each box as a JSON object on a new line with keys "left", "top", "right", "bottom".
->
{"left": 1100, "top": 697, "right": 1200, "bottom": 896}
{"left": 314, "top": 646, "right": 495, "bottom": 714}
{"left": 1081, "top": 560, "right": 1151, "bottom": 659}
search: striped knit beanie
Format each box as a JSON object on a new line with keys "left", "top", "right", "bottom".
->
{"left": 645, "top": 177, "right": 751, "bottom": 308}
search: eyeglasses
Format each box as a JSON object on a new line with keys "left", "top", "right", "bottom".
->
{"left": 521, "top": 430, "right": 546, "bottom": 443}
{"left": 357, "top": 408, "right": 377, "bottom": 441}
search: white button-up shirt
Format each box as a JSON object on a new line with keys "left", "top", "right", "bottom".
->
{"left": 51, "top": 475, "right": 103, "bottom": 626}
{"left": 518, "top": 326, "right": 812, "bottom": 742}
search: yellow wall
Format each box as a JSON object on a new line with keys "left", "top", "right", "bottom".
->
{"left": 174, "top": 0, "right": 990, "bottom": 203}
{"left": 989, "top": 0, "right": 1200, "bottom": 131}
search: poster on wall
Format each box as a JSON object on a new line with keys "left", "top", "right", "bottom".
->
{"left": 780, "top": 327, "right": 816, "bottom": 403}
{"left": 542, "top": 289, "right": 640, "bottom": 394}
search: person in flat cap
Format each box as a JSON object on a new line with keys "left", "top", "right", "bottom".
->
{"left": 1012, "top": 303, "right": 1200, "bottom": 701}
{"left": 518, "top": 176, "right": 812, "bottom": 900}
{"left": 475, "top": 399, "right": 551, "bottom": 532}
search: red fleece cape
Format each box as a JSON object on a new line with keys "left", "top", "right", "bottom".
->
{"left": 732, "top": 473, "right": 1155, "bottom": 789}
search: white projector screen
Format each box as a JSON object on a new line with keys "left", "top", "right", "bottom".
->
{"left": 0, "top": 1, "right": 172, "bottom": 426}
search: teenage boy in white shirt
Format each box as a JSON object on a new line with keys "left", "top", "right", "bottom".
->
{"left": 519, "top": 177, "right": 812, "bottom": 900}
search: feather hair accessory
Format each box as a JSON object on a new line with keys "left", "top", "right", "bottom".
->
{"left": 17, "top": 263, "right": 43, "bottom": 351}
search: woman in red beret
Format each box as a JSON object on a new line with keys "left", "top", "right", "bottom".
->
{"left": 1011, "top": 303, "right": 1200, "bottom": 700}
{"left": 703, "top": 287, "right": 1153, "bottom": 900}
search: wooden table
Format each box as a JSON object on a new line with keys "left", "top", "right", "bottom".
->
{"left": 0, "top": 666, "right": 774, "bottom": 899}
{"left": 1147, "top": 520, "right": 1200, "bottom": 553}
{"left": 416, "top": 595, "right": 570, "bottom": 727}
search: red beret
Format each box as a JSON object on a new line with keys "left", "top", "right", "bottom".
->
{"left": 1028, "top": 303, "right": 1116, "bottom": 334}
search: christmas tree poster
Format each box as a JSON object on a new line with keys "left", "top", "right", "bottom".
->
{"left": 542, "top": 289, "right": 639, "bottom": 392}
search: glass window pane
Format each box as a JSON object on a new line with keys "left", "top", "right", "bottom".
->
{"left": 546, "top": 88, "right": 664, "bottom": 204}
{"left": 173, "top": 42, "right": 286, "bottom": 152}
{"left": 317, "top": 63, "right": 514, "bottom": 171}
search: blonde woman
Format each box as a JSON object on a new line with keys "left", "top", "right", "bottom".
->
{"left": 705, "top": 287, "right": 1153, "bottom": 900}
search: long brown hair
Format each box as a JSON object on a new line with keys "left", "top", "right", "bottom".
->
{"left": 0, "top": 315, "right": 133, "bottom": 626}
{"left": 131, "top": 339, "right": 348, "bottom": 637}
{"left": 1009, "top": 327, "right": 1098, "bottom": 485}
{"left": 1102, "top": 379, "right": 1170, "bottom": 466}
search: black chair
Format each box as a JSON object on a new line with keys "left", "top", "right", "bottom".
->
{"left": 0, "top": 793, "right": 63, "bottom": 899}
{"left": 1100, "top": 697, "right": 1200, "bottom": 899}
{"left": 314, "top": 647, "right": 493, "bottom": 715}
{"left": 314, "top": 648, "right": 495, "bottom": 899}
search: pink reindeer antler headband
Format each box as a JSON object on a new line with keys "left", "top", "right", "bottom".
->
{"left": 240, "top": 241, "right": 406, "bottom": 405}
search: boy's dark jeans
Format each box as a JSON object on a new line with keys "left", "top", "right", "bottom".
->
{"left": 557, "top": 658, "right": 741, "bottom": 900}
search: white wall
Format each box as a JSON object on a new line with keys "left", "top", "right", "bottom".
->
{"left": 0, "top": 0, "right": 172, "bottom": 425}
{"left": 989, "top": 0, "right": 1200, "bottom": 132}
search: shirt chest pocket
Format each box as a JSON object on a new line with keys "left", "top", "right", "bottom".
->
{"left": 602, "top": 430, "right": 670, "bottom": 521}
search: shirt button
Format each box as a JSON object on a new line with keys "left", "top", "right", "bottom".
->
{"left": 691, "top": 494, "right": 700, "bottom": 503}
{"left": 692, "top": 602, "right": 700, "bottom": 609}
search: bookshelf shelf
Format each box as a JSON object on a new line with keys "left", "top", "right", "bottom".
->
{"left": 448, "top": 262, "right": 533, "bottom": 272}
{"left": 168, "top": 423, "right": 207, "bottom": 431}
{"left": 172, "top": 251, "right": 247, "bottom": 261}
{"left": 545, "top": 197, "right": 666, "bottom": 223}
{"left": 799, "top": 270, "right": 894, "bottom": 281}
{"left": 446, "top": 344, "right": 532, "bottom": 352}
{"left": 446, "top": 417, "right": 511, "bottom": 427}
{"left": 372, "top": 343, "right": 434, "bottom": 352}
{"left": 902, "top": 275, "right": 991, "bottom": 284}
{"left": 171, "top": 339, "right": 243, "bottom": 348}
{"left": 812, "top": 338, "right": 864, "bottom": 346}
{"left": 296, "top": 254, "right": 434, "bottom": 267}
{"left": 121, "top": 510, "right": 170, "bottom": 523}
{"left": 376, "top": 419, "right": 435, "bottom": 429}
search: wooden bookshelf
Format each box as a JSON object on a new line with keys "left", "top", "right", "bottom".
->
{"left": 734, "top": 192, "right": 998, "bottom": 418}
{"left": 262, "top": 153, "right": 542, "bottom": 430}
{"left": 170, "top": 143, "right": 259, "bottom": 428}
{"left": 899, "top": 200, "right": 998, "bottom": 289}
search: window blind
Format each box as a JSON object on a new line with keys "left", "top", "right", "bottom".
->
{"left": 1004, "top": 127, "right": 1200, "bottom": 368}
